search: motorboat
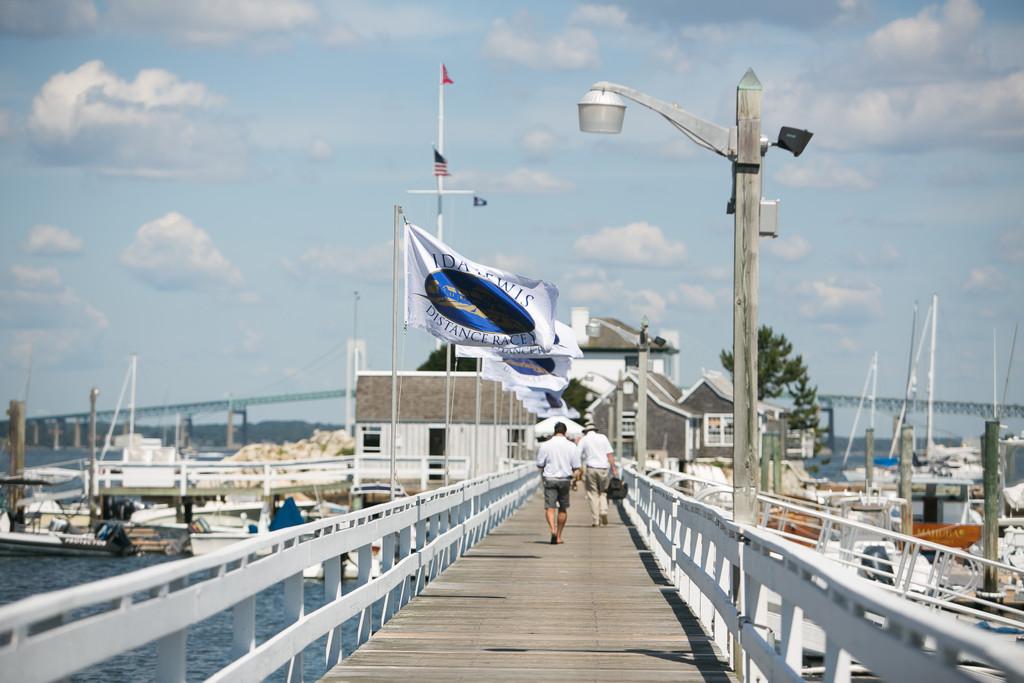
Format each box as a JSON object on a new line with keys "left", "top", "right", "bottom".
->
{"left": 0, "top": 513, "right": 134, "bottom": 557}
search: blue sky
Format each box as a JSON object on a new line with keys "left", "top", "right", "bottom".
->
{"left": 0, "top": 0, "right": 1022, "bottom": 439}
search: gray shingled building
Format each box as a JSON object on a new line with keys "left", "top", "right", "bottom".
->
{"left": 355, "top": 371, "right": 534, "bottom": 478}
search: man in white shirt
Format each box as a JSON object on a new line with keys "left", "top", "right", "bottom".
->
{"left": 535, "top": 421, "right": 581, "bottom": 544}
{"left": 577, "top": 423, "right": 617, "bottom": 526}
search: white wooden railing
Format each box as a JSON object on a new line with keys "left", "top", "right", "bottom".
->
{"left": 79, "top": 454, "right": 471, "bottom": 496}
{"left": 623, "top": 467, "right": 1024, "bottom": 683}
{"left": 0, "top": 464, "right": 538, "bottom": 682}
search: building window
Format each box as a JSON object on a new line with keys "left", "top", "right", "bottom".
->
{"left": 704, "top": 414, "right": 734, "bottom": 447}
{"left": 507, "top": 428, "right": 524, "bottom": 458}
{"left": 620, "top": 411, "right": 636, "bottom": 437}
{"left": 362, "top": 426, "right": 382, "bottom": 453}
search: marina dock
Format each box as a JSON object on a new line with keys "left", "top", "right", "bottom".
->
{"left": 322, "top": 489, "right": 734, "bottom": 683}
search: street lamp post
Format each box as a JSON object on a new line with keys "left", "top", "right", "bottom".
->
{"left": 636, "top": 319, "right": 650, "bottom": 471}
{"left": 585, "top": 317, "right": 664, "bottom": 470}
{"left": 578, "top": 71, "right": 811, "bottom": 523}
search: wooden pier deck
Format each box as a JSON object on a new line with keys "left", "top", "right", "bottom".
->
{"left": 322, "top": 487, "right": 735, "bottom": 682}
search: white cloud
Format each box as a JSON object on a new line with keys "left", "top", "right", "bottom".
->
{"left": 570, "top": 4, "right": 629, "bottom": 29}
{"left": 28, "top": 60, "right": 246, "bottom": 179}
{"left": 493, "top": 253, "right": 529, "bottom": 273}
{"left": 120, "top": 212, "right": 242, "bottom": 290}
{"left": 998, "top": 228, "right": 1024, "bottom": 264}
{"left": 0, "top": 0, "right": 97, "bottom": 36}
{"left": 854, "top": 242, "right": 902, "bottom": 269}
{"left": 962, "top": 265, "right": 1005, "bottom": 292}
{"left": 774, "top": 158, "right": 874, "bottom": 190}
{"left": 764, "top": 234, "right": 811, "bottom": 262}
{"left": 838, "top": 336, "right": 861, "bottom": 353}
{"left": 23, "top": 224, "right": 84, "bottom": 254}
{"left": 11, "top": 265, "right": 61, "bottom": 290}
{"left": 772, "top": 1, "right": 1024, "bottom": 153}
{"left": 628, "top": 289, "right": 667, "bottom": 322}
{"left": 0, "top": 275, "right": 108, "bottom": 367}
{"left": 283, "top": 241, "right": 394, "bottom": 283}
{"left": 308, "top": 137, "right": 333, "bottom": 162}
{"left": 574, "top": 222, "right": 686, "bottom": 268}
{"left": 106, "top": 0, "right": 317, "bottom": 45}
{"left": 565, "top": 267, "right": 668, "bottom": 321}
{"left": 798, "top": 278, "right": 883, "bottom": 321}
{"left": 484, "top": 13, "right": 598, "bottom": 70}
{"left": 775, "top": 71, "right": 1024, "bottom": 152}
{"left": 866, "top": 0, "right": 981, "bottom": 68}
{"left": 520, "top": 128, "right": 561, "bottom": 161}
{"left": 677, "top": 283, "right": 717, "bottom": 311}
{"left": 455, "top": 168, "right": 574, "bottom": 194}
{"left": 321, "top": 3, "right": 465, "bottom": 46}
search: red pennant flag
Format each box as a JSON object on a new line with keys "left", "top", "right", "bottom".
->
{"left": 442, "top": 64, "right": 453, "bottom": 85}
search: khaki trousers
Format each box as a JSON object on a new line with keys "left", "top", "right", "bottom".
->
{"left": 583, "top": 467, "right": 610, "bottom": 525}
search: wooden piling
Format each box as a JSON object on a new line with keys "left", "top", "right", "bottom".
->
{"left": 982, "top": 420, "right": 1000, "bottom": 595}
{"left": 899, "top": 425, "right": 913, "bottom": 535}
{"left": 865, "top": 427, "right": 875, "bottom": 492}
{"left": 6, "top": 401, "right": 25, "bottom": 518}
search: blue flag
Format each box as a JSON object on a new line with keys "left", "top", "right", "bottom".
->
{"left": 473, "top": 196, "right": 487, "bottom": 207}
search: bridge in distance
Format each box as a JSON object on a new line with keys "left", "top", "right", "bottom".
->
{"left": 7, "top": 388, "right": 1023, "bottom": 426}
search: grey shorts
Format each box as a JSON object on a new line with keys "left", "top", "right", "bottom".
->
{"left": 543, "top": 478, "right": 571, "bottom": 509}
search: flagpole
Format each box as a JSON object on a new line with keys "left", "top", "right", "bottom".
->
{"left": 474, "top": 359, "right": 481, "bottom": 477}
{"left": 391, "top": 206, "right": 402, "bottom": 501}
{"left": 492, "top": 380, "right": 498, "bottom": 472}
{"left": 437, "top": 62, "right": 445, "bottom": 241}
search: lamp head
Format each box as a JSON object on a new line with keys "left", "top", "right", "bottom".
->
{"left": 775, "top": 127, "right": 813, "bottom": 157}
{"left": 578, "top": 89, "right": 626, "bottom": 134}
{"left": 586, "top": 319, "right": 602, "bottom": 338}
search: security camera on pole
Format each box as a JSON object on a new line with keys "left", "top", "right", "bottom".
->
{"left": 577, "top": 70, "right": 812, "bottom": 523}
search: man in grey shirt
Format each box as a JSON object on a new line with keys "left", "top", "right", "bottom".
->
{"left": 535, "top": 422, "right": 581, "bottom": 544}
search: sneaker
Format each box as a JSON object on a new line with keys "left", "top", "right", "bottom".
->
{"left": 600, "top": 514, "right": 608, "bottom": 526}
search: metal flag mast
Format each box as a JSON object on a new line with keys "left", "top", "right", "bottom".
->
{"left": 406, "top": 64, "right": 475, "bottom": 487}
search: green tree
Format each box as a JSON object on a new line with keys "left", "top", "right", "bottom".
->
{"left": 720, "top": 326, "right": 805, "bottom": 400}
{"left": 417, "top": 344, "right": 477, "bottom": 372}
{"left": 720, "top": 325, "right": 821, "bottom": 447}
{"left": 787, "top": 374, "right": 823, "bottom": 451}
{"left": 562, "top": 378, "right": 589, "bottom": 417}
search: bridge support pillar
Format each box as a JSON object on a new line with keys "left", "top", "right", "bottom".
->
{"left": 241, "top": 409, "right": 248, "bottom": 446}
{"left": 72, "top": 421, "right": 82, "bottom": 449}
{"left": 32, "top": 420, "right": 39, "bottom": 446}
{"left": 179, "top": 416, "right": 191, "bottom": 449}
{"left": 52, "top": 420, "right": 61, "bottom": 450}
{"left": 821, "top": 406, "right": 835, "bottom": 454}
{"left": 226, "top": 408, "right": 235, "bottom": 450}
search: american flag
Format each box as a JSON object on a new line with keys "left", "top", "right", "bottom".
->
{"left": 433, "top": 148, "right": 450, "bottom": 177}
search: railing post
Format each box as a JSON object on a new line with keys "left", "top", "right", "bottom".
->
{"left": 397, "top": 522, "right": 413, "bottom": 609}
{"left": 284, "top": 572, "right": 304, "bottom": 682}
{"left": 824, "top": 640, "right": 852, "bottom": 683}
{"left": 156, "top": 628, "right": 187, "bottom": 683}
{"left": 356, "top": 542, "right": 373, "bottom": 645}
{"left": 324, "top": 552, "right": 344, "bottom": 668}
{"left": 378, "top": 529, "right": 396, "bottom": 627}
{"left": 780, "top": 599, "right": 804, "bottom": 672}
{"left": 230, "top": 595, "right": 256, "bottom": 660}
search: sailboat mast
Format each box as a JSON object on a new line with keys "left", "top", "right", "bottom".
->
{"left": 993, "top": 329, "right": 998, "bottom": 419}
{"left": 436, "top": 63, "right": 445, "bottom": 241}
{"left": 869, "top": 350, "right": 878, "bottom": 431}
{"left": 926, "top": 294, "right": 937, "bottom": 457}
{"left": 129, "top": 353, "right": 137, "bottom": 439}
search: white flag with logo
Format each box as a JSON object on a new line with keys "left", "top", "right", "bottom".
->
{"left": 405, "top": 222, "right": 559, "bottom": 351}
{"left": 481, "top": 357, "right": 570, "bottom": 393}
{"left": 456, "top": 320, "right": 582, "bottom": 360}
